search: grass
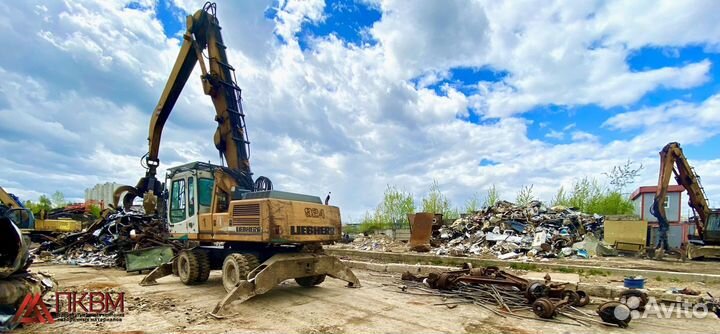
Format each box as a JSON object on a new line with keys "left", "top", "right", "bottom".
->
{"left": 510, "top": 263, "right": 538, "bottom": 271}
{"left": 655, "top": 276, "right": 663, "bottom": 281}
{"left": 584, "top": 269, "right": 610, "bottom": 277}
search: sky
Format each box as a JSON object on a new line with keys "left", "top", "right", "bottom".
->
{"left": 1, "top": 0, "right": 719, "bottom": 221}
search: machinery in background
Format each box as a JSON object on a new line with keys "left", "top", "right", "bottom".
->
{"left": 114, "top": 2, "right": 358, "bottom": 316}
{"left": 0, "top": 186, "right": 83, "bottom": 239}
{"left": 651, "top": 142, "right": 720, "bottom": 259}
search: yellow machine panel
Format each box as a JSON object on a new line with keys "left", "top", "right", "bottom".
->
{"left": 35, "top": 218, "right": 83, "bottom": 233}
{"left": 190, "top": 198, "right": 341, "bottom": 243}
{"left": 604, "top": 217, "right": 647, "bottom": 252}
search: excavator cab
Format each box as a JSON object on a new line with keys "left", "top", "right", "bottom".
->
{"left": 165, "top": 162, "right": 217, "bottom": 236}
{"left": 688, "top": 211, "right": 720, "bottom": 259}
{"left": 2, "top": 208, "right": 35, "bottom": 230}
{"left": 704, "top": 210, "right": 720, "bottom": 244}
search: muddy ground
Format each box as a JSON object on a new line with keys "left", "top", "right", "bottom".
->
{"left": 14, "top": 263, "right": 720, "bottom": 334}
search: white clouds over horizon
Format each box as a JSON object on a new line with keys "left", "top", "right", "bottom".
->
{"left": 1, "top": 0, "right": 719, "bottom": 219}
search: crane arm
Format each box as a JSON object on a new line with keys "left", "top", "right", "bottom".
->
{"left": 0, "top": 186, "right": 23, "bottom": 211}
{"left": 651, "top": 142, "right": 711, "bottom": 244}
{"left": 122, "top": 2, "right": 255, "bottom": 212}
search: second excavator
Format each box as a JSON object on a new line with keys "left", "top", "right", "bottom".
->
{"left": 651, "top": 142, "right": 720, "bottom": 259}
{"left": 114, "top": 2, "right": 359, "bottom": 315}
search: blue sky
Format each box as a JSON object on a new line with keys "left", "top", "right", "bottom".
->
{"left": 0, "top": 0, "right": 719, "bottom": 218}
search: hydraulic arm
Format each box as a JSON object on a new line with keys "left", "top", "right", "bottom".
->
{"left": 118, "top": 2, "right": 256, "bottom": 212}
{"left": 651, "top": 142, "right": 715, "bottom": 250}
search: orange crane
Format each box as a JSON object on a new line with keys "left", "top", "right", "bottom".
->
{"left": 651, "top": 142, "right": 720, "bottom": 259}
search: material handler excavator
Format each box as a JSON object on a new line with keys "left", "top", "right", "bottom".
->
{"left": 114, "top": 2, "right": 359, "bottom": 315}
{"left": 651, "top": 142, "right": 720, "bottom": 259}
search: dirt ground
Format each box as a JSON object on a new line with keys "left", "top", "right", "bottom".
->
{"left": 330, "top": 244, "right": 720, "bottom": 274}
{"left": 14, "top": 263, "right": 720, "bottom": 334}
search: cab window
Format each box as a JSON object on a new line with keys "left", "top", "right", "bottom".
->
{"left": 198, "top": 178, "right": 214, "bottom": 213}
{"left": 188, "top": 177, "right": 195, "bottom": 217}
{"left": 170, "top": 179, "right": 186, "bottom": 224}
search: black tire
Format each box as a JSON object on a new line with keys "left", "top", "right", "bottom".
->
{"left": 222, "top": 253, "right": 259, "bottom": 292}
{"left": 619, "top": 289, "right": 649, "bottom": 311}
{"left": 295, "top": 275, "right": 326, "bottom": 287}
{"left": 561, "top": 290, "right": 580, "bottom": 306}
{"left": 195, "top": 250, "right": 211, "bottom": 283}
{"left": 177, "top": 250, "right": 201, "bottom": 285}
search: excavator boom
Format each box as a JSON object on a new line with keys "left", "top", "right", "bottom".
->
{"left": 651, "top": 142, "right": 718, "bottom": 253}
{"left": 118, "top": 2, "right": 255, "bottom": 212}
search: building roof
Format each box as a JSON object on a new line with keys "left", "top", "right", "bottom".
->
{"left": 630, "top": 185, "right": 685, "bottom": 200}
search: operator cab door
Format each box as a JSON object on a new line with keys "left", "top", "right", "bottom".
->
{"left": 168, "top": 175, "right": 199, "bottom": 235}
{"left": 5, "top": 208, "right": 35, "bottom": 230}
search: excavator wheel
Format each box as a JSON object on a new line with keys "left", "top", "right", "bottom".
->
{"left": 295, "top": 275, "right": 326, "bottom": 287}
{"left": 196, "top": 250, "right": 211, "bottom": 283}
{"left": 177, "top": 249, "right": 209, "bottom": 285}
{"left": 222, "top": 253, "right": 259, "bottom": 292}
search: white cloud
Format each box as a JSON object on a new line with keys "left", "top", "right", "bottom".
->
{"left": 545, "top": 130, "right": 564, "bottom": 140}
{"left": 0, "top": 0, "right": 718, "bottom": 222}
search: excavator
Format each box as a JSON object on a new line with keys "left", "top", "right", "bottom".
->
{"left": 113, "top": 2, "right": 359, "bottom": 315}
{"left": 0, "top": 186, "right": 82, "bottom": 238}
{"left": 651, "top": 142, "right": 720, "bottom": 259}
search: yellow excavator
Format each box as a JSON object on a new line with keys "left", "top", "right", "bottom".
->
{"left": 651, "top": 142, "right": 720, "bottom": 259}
{"left": 114, "top": 2, "right": 359, "bottom": 315}
{"left": 0, "top": 186, "right": 82, "bottom": 238}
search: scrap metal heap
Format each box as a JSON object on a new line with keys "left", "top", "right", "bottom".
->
{"left": 433, "top": 200, "right": 609, "bottom": 259}
{"left": 399, "top": 264, "right": 633, "bottom": 328}
{"left": 36, "top": 209, "right": 177, "bottom": 268}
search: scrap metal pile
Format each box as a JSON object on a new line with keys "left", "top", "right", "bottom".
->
{"left": 434, "top": 200, "right": 610, "bottom": 259}
{"left": 349, "top": 234, "right": 408, "bottom": 252}
{"left": 43, "top": 203, "right": 96, "bottom": 222}
{"left": 399, "top": 264, "right": 633, "bottom": 328}
{"left": 36, "top": 210, "right": 174, "bottom": 268}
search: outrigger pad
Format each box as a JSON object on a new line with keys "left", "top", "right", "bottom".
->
{"left": 139, "top": 261, "right": 174, "bottom": 286}
{"left": 211, "top": 253, "right": 360, "bottom": 316}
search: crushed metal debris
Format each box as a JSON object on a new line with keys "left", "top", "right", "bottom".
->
{"left": 35, "top": 209, "right": 177, "bottom": 268}
{"left": 396, "top": 263, "right": 630, "bottom": 328}
{"left": 434, "top": 200, "right": 609, "bottom": 259}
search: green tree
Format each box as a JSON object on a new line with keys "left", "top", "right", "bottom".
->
{"left": 358, "top": 210, "right": 385, "bottom": 234}
{"left": 515, "top": 184, "right": 535, "bottom": 206}
{"left": 482, "top": 184, "right": 500, "bottom": 208}
{"left": 51, "top": 191, "right": 66, "bottom": 208}
{"left": 553, "top": 177, "right": 634, "bottom": 215}
{"left": 551, "top": 186, "right": 567, "bottom": 206}
{"left": 421, "top": 180, "right": 452, "bottom": 217}
{"left": 88, "top": 204, "right": 102, "bottom": 218}
{"left": 464, "top": 193, "right": 481, "bottom": 213}
{"left": 376, "top": 184, "right": 415, "bottom": 230}
{"left": 37, "top": 195, "right": 52, "bottom": 212}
